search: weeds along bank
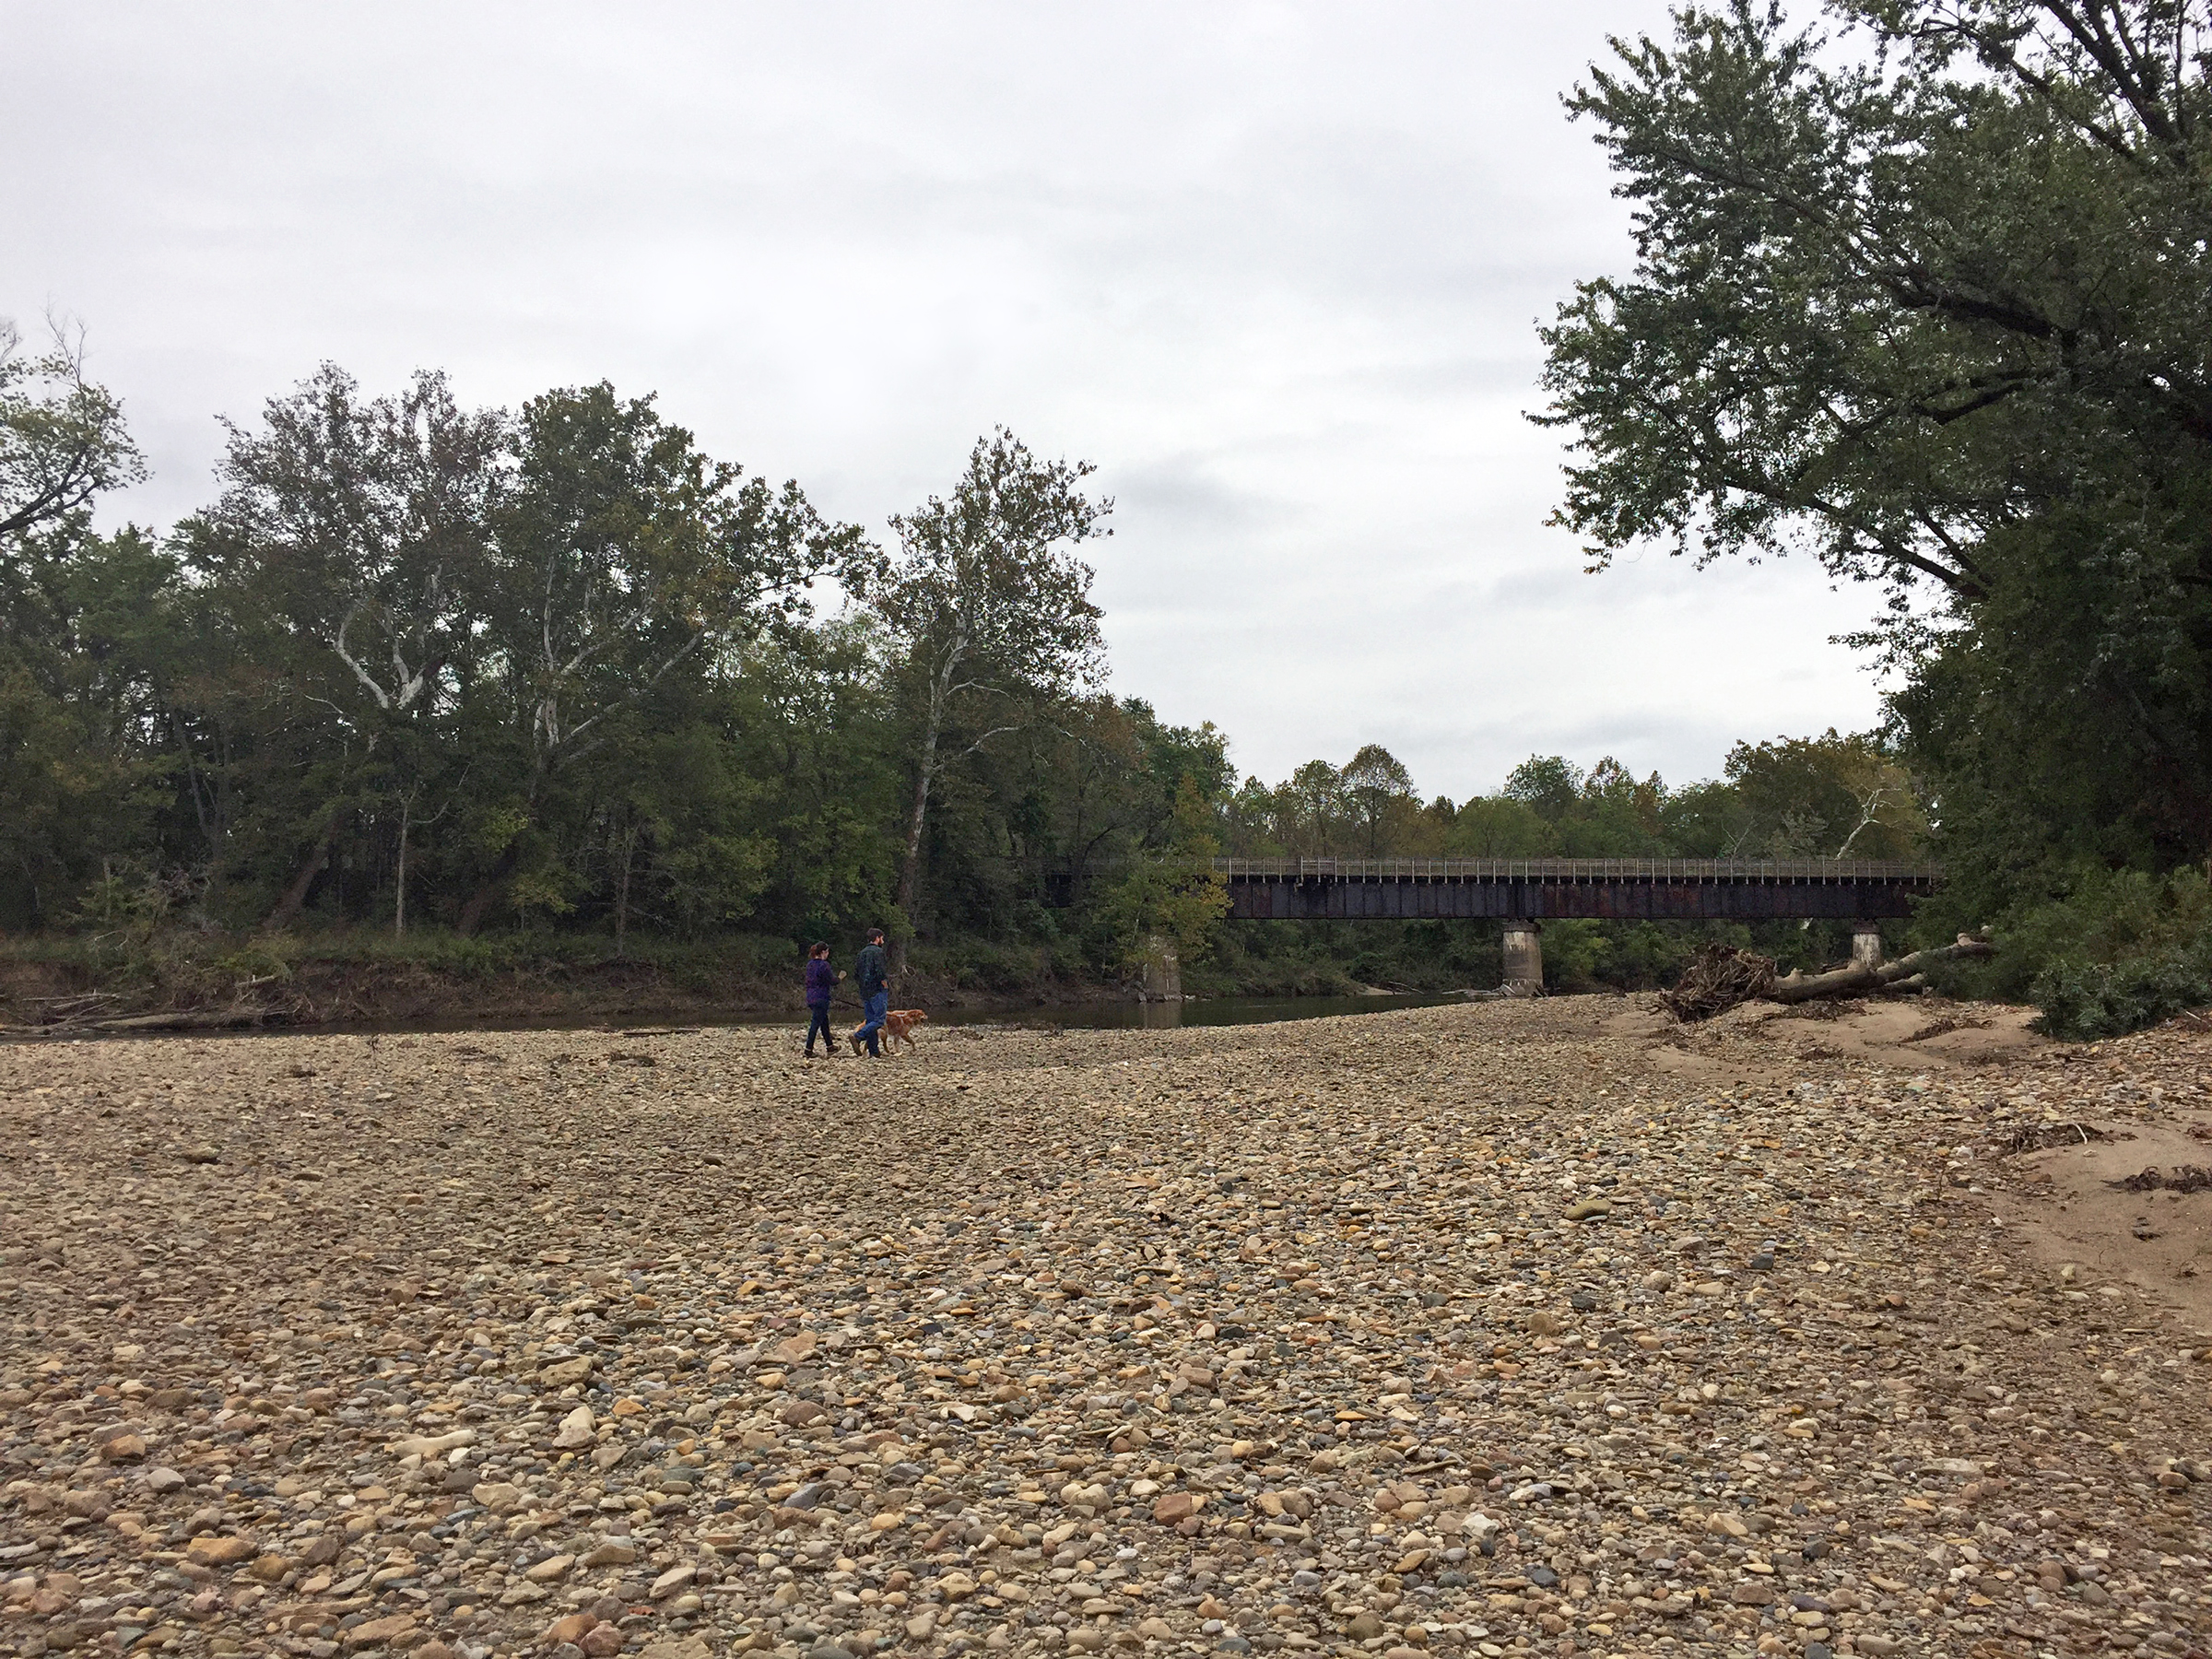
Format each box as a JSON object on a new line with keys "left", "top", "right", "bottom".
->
{"left": 0, "top": 932, "right": 1127, "bottom": 1031}
{"left": 0, "top": 910, "right": 1922, "bottom": 1033}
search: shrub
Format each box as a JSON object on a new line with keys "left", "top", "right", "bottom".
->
{"left": 1952, "top": 866, "right": 2212, "bottom": 1039}
{"left": 2032, "top": 951, "right": 2212, "bottom": 1041}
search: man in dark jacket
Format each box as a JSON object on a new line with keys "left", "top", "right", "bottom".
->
{"left": 850, "top": 928, "right": 890, "bottom": 1056}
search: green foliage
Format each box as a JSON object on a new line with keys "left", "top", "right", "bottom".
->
{"left": 3, "top": 335, "right": 1945, "bottom": 1012}
{"left": 1095, "top": 775, "right": 1232, "bottom": 971}
{"left": 2033, "top": 953, "right": 2212, "bottom": 1041}
{"left": 1539, "top": 0, "right": 2212, "bottom": 916}
{"left": 1933, "top": 866, "right": 2212, "bottom": 1038}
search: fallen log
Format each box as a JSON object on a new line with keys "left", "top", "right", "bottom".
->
{"left": 1767, "top": 935, "right": 1994, "bottom": 1004}
{"left": 0, "top": 1004, "right": 271, "bottom": 1041}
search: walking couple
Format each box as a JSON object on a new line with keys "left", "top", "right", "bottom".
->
{"left": 803, "top": 927, "right": 892, "bottom": 1057}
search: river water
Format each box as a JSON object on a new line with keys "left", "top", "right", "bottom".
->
{"left": 935, "top": 992, "right": 1454, "bottom": 1030}
{"left": 41, "top": 991, "right": 1457, "bottom": 1042}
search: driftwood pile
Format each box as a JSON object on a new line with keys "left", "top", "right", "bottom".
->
{"left": 1660, "top": 943, "right": 1779, "bottom": 1020}
{"left": 1663, "top": 935, "right": 1997, "bottom": 1022}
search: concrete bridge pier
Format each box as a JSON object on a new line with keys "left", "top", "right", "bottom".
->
{"left": 1501, "top": 920, "right": 1543, "bottom": 994}
{"left": 1851, "top": 924, "right": 1884, "bottom": 971}
{"left": 1140, "top": 934, "right": 1182, "bottom": 1001}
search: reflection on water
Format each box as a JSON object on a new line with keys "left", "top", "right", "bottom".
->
{"left": 939, "top": 993, "right": 1454, "bottom": 1030}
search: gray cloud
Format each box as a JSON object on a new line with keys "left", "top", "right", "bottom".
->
{"left": 3, "top": 0, "right": 1888, "bottom": 797}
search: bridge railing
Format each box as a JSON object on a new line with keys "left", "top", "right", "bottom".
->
{"left": 1210, "top": 856, "right": 1940, "bottom": 882}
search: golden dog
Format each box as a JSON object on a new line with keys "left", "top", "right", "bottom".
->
{"left": 880, "top": 1008, "right": 928, "bottom": 1054}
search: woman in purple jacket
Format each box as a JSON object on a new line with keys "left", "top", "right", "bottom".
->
{"left": 802, "top": 943, "right": 843, "bottom": 1057}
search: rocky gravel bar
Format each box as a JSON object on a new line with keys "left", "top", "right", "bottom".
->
{"left": 6, "top": 998, "right": 2212, "bottom": 1659}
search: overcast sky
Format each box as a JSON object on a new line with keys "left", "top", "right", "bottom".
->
{"left": 4, "top": 1, "right": 1886, "bottom": 799}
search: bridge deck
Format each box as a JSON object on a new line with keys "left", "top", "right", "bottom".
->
{"left": 1214, "top": 857, "right": 1938, "bottom": 922}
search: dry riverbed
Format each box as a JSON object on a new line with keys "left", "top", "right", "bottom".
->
{"left": 5, "top": 997, "right": 2212, "bottom": 1659}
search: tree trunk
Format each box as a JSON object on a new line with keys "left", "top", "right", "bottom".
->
{"left": 893, "top": 701, "right": 944, "bottom": 973}
{"left": 1768, "top": 936, "right": 1994, "bottom": 1003}
{"left": 613, "top": 824, "right": 637, "bottom": 959}
{"left": 260, "top": 799, "right": 349, "bottom": 932}
{"left": 394, "top": 798, "right": 412, "bottom": 937}
{"left": 455, "top": 839, "right": 521, "bottom": 937}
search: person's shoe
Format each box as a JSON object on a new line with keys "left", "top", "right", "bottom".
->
{"left": 848, "top": 1031, "right": 863, "bottom": 1055}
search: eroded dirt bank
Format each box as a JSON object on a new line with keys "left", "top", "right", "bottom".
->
{"left": 4, "top": 998, "right": 2211, "bottom": 1659}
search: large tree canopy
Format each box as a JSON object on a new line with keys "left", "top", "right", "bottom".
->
{"left": 1539, "top": 0, "right": 2212, "bottom": 908}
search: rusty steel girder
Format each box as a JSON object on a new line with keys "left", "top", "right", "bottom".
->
{"left": 1214, "top": 857, "right": 1936, "bottom": 922}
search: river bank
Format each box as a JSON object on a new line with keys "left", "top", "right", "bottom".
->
{"left": 0, "top": 930, "right": 1404, "bottom": 1038}
{"left": 0, "top": 935, "right": 1127, "bottom": 1038}
{"left": 5, "top": 996, "right": 2210, "bottom": 1657}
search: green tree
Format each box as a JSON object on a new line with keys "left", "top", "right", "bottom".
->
{"left": 1341, "top": 743, "right": 1416, "bottom": 856}
{"left": 457, "top": 382, "right": 867, "bottom": 932}
{"left": 0, "top": 321, "right": 164, "bottom": 926}
{"left": 1095, "top": 774, "right": 1232, "bottom": 971}
{"left": 1537, "top": 0, "right": 2212, "bottom": 911}
{"left": 0, "top": 318, "right": 145, "bottom": 545}
{"left": 1724, "top": 730, "right": 1924, "bottom": 859}
{"left": 182, "top": 366, "right": 508, "bottom": 926}
{"left": 878, "top": 428, "right": 1109, "bottom": 945}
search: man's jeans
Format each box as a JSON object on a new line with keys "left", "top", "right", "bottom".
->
{"left": 855, "top": 991, "right": 889, "bottom": 1055}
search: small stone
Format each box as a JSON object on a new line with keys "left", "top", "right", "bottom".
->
{"left": 1346, "top": 1611, "right": 1385, "bottom": 1640}
{"left": 143, "top": 1466, "right": 185, "bottom": 1492}
{"left": 547, "top": 1615, "right": 598, "bottom": 1646}
{"left": 1153, "top": 1491, "right": 1203, "bottom": 1523}
{"left": 552, "top": 1406, "right": 595, "bottom": 1449}
{"left": 540, "top": 1357, "right": 594, "bottom": 1387}
{"left": 650, "top": 1563, "right": 696, "bottom": 1599}
{"left": 183, "top": 1535, "right": 257, "bottom": 1567}
{"left": 1564, "top": 1198, "right": 1611, "bottom": 1221}
{"left": 526, "top": 1554, "right": 574, "bottom": 1583}
{"left": 100, "top": 1433, "right": 147, "bottom": 1463}
{"left": 580, "top": 1628, "right": 625, "bottom": 1659}
{"left": 342, "top": 1614, "right": 418, "bottom": 1650}
{"left": 582, "top": 1540, "right": 638, "bottom": 1568}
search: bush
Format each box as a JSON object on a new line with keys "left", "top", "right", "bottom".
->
{"left": 1945, "top": 866, "right": 2212, "bottom": 1039}
{"left": 2032, "top": 951, "right": 2212, "bottom": 1041}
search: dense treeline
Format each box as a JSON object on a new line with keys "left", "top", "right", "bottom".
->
{"left": 0, "top": 335, "right": 1922, "bottom": 1003}
{"left": 1541, "top": 0, "right": 2212, "bottom": 1034}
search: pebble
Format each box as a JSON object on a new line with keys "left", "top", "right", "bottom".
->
{"left": 2, "top": 999, "right": 2209, "bottom": 1658}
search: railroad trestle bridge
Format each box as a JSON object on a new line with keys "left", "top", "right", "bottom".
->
{"left": 1209, "top": 857, "right": 1941, "bottom": 990}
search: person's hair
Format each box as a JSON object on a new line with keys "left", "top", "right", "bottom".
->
{"left": 867, "top": 927, "right": 886, "bottom": 941}
{"left": 809, "top": 941, "right": 829, "bottom": 957}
